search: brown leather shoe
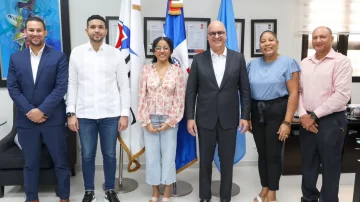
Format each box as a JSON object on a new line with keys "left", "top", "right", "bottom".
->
{"left": 60, "top": 200, "right": 70, "bottom": 202}
{"left": 26, "top": 200, "right": 39, "bottom": 202}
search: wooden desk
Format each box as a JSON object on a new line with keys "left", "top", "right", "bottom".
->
{"left": 282, "top": 117, "right": 360, "bottom": 175}
{"left": 354, "top": 159, "right": 360, "bottom": 202}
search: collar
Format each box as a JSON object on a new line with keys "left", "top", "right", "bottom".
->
{"left": 309, "top": 48, "right": 336, "bottom": 61}
{"left": 210, "top": 47, "right": 227, "bottom": 57}
{"left": 86, "top": 41, "right": 106, "bottom": 52}
{"left": 30, "top": 44, "right": 45, "bottom": 56}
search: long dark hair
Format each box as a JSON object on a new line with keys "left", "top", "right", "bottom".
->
{"left": 151, "top": 36, "right": 174, "bottom": 64}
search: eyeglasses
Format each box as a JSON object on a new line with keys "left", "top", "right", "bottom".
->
{"left": 154, "top": 46, "right": 170, "bottom": 52}
{"left": 207, "top": 31, "right": 226, "bottom": 38}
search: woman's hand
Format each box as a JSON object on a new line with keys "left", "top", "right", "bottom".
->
{"left": 157, "top": 123, "right": 170, "bottom": 132}
{"left": 146, "top": 123, "right": 158, "bottom": 133}
{"left": 277, "top": 123, "right": 291, "bottom": 141}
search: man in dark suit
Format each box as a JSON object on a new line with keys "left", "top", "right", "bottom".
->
{"left": 185, "top": 20, "right": 251, "bottom": 202}
{"left": 7, "top": 17, "right": 70, "bottom": 202}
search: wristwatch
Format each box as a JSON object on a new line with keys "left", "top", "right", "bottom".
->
{"left": 310, "top": 112, "right": 318, "bottom": 120}
{"left": 67, "top": 112, "right": 76, "bottom": 117}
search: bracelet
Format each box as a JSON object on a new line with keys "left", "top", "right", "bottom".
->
{"left": 282, "top": 121, "right": 291, "bottom": 128}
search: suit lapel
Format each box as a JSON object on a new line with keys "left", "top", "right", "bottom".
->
{"left": 202, "top": 50, "right": 219, "bottom": 89}
{"left": 23, "top": 49, "right": 35, "bottom": 84}
{"left": 34, "top": 46, "right": 50, "bottom": 86}
{"left": 219, "top": 50, "right": 233, "bottom": 90}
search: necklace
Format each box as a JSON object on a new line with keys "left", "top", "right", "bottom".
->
{"left": 153, "top": 63, "right": 170, "bottom": 90}
{"left": 263, "top": 54, "right": 280, "bottom": 72}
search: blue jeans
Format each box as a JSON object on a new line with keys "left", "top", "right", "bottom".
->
{"left": 144, "top": 115, "right": 178, "bottom": 185}
{"left": 78, "top": 117, "right": 119, "bottom": 191}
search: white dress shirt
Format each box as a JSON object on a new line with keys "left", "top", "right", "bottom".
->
{"left": 30, "top": 45, "right": 45, "bottom": 83}
{"left": 66, "top": 42, "right": 131, "bottom": 119}
{"left": 210, "top": 48, "right": 227, "bottom": 87}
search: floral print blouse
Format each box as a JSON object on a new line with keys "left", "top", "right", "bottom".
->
{"left": 137, "top": 64, "right": 185, "bottom": 127}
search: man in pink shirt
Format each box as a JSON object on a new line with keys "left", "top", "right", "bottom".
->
{"left": 298, "top": 26, "right": 352, "bottom": 202}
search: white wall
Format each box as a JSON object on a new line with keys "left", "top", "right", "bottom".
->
{"left": 1, "top": 0, "right": 360, "bottom": 168}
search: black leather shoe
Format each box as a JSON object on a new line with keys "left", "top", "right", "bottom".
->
{"left": 200, "top": 200, "right": 211, "bottom": 202}
{"left": 220, "top": 199, "right": 230, "bottom": 202}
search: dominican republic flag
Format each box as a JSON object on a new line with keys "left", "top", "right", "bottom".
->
{"left": 213, "top": 0, "right": 247, "bottom": 172}
{"left": 115, "top": 0, "right": 145, "bottom": 172}
{"left": 164, "top": 0, "right": 198, "bottom": 173}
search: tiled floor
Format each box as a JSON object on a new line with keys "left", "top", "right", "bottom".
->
{"left": 0, "top": 166, "right": 355, "bottom": 202}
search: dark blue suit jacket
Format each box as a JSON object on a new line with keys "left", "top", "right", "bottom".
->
{"left": 7, "top": 45, "right": 68, "bottom": 128}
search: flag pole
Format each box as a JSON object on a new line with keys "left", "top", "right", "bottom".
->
{"left": 103, "top": 144, "right": 138, "bottom": 193}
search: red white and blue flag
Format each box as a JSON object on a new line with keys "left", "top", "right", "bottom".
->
{"left": 116, "top": 0, "right": 145, "bottom": 172}
{"left": 164, "top": 0, "right": 197, "bottom": 173}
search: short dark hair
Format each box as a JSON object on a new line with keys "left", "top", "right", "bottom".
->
{"left": 151, "top": 37, "right": 174, "bottom": 64}
{"left": 25, "top": 16, "right": 46, "bottom": 30}
{"left": 87, "top": 15, "right": 106, "bottom": 27}
{"left": 260, "top": 30, "right": 278, "bottom": 41}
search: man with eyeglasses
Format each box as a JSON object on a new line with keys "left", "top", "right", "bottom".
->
{"left": 185, "top": 20, "right": 251, "bottom": 202}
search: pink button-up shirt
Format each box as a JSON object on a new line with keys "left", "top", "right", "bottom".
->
{"left": 137, "top": 64, "right": 185, "bottom": 127}
{"left": 298, "top": 49, "right": 352, "bottom": 118}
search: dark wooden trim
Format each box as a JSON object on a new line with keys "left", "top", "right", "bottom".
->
{"left": 301, "top": 34, "right": 309, "bottom": 60}
{"left": 251, "top": 19, "right": 277, "bottom": 57}
{"left": 354, "top": 160, "right": 360, "bottom": 202}
{"left": 337, "top": 34, "right": 349, "bottom": 56}
{"left": 60, "top": 0, "right": 71, "bottom": 59}
{"left": 235, "top": 19, "right": 245, "bottom": 54}
{"left": 143, "top": 17, "right": 165, "bottom": 58}
{"left": 105, "top": 16, "right": 119, "bottom": 45}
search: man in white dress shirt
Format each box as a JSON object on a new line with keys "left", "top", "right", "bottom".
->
{"left": 66, "top": 15, "right": 130, "bottom": 202}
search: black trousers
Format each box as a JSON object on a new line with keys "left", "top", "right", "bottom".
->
{"left": 251, "top": 98, "right": 287, "bottom": 191}
{"left": 300, "top": 111, "right": 346, "bottom": 202}
{"left": 198, "top": 121, "right": 237, "bottom": 201}
{"left": 18, "top": 125, "right": 70, "bottom": 201}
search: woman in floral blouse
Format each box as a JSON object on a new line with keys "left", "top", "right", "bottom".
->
{"left": 138, "top": 36, "right": 185, "bottom": 202}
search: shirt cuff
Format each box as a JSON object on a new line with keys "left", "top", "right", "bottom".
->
{"left": 120, "top": 108, "right": 130, "bottom": 117}
{"left": 66, "top": 106, "right": 75, "bottom": 113}
{"left": 313, "top": 108, "right": 325, "bottom": 119}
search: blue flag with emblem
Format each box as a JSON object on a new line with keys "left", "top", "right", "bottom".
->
{"left": 213, "top": 0, "right": 247, "bottom": 172}
{"left": 164, "top": 0, "right": 198, "bottom": 173}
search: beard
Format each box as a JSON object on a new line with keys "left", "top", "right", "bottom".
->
{"left": 27, "top": 38, "right": 44, "bottom": 47}
{"left": 89, "top": 35, "right": 104, "bottom": 43}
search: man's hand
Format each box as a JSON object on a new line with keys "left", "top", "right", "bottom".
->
{"left": 118, "top": 116, "right": 128, "bottom": 131}
{"left": 37, "top": 117, "right": 47, "bottom": 123}
{"left": 308, "top": 123, "right": 319, "bottom": 134}
{"left": 27, "top": 108, "right": 44, "bottom": 123}
{"left": 187, "top": 120, "right": 198, "bottom": 136}
{"left": 301, "top": 114, "right": 318, "bottom": 134}
{"left": 157, "top": 123, "right": 170, "bottom": 132}
{"left": 67, "top": 116, "right": 79, "bottom": 132}
{"left": 146, "top": 123, "right": 157, "bottom": 133}
{"left": 301, "top": 114, "right": 316, "bottom": 130}
{"left": 239, "top": 119, "right": 249, "bottom": 134}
